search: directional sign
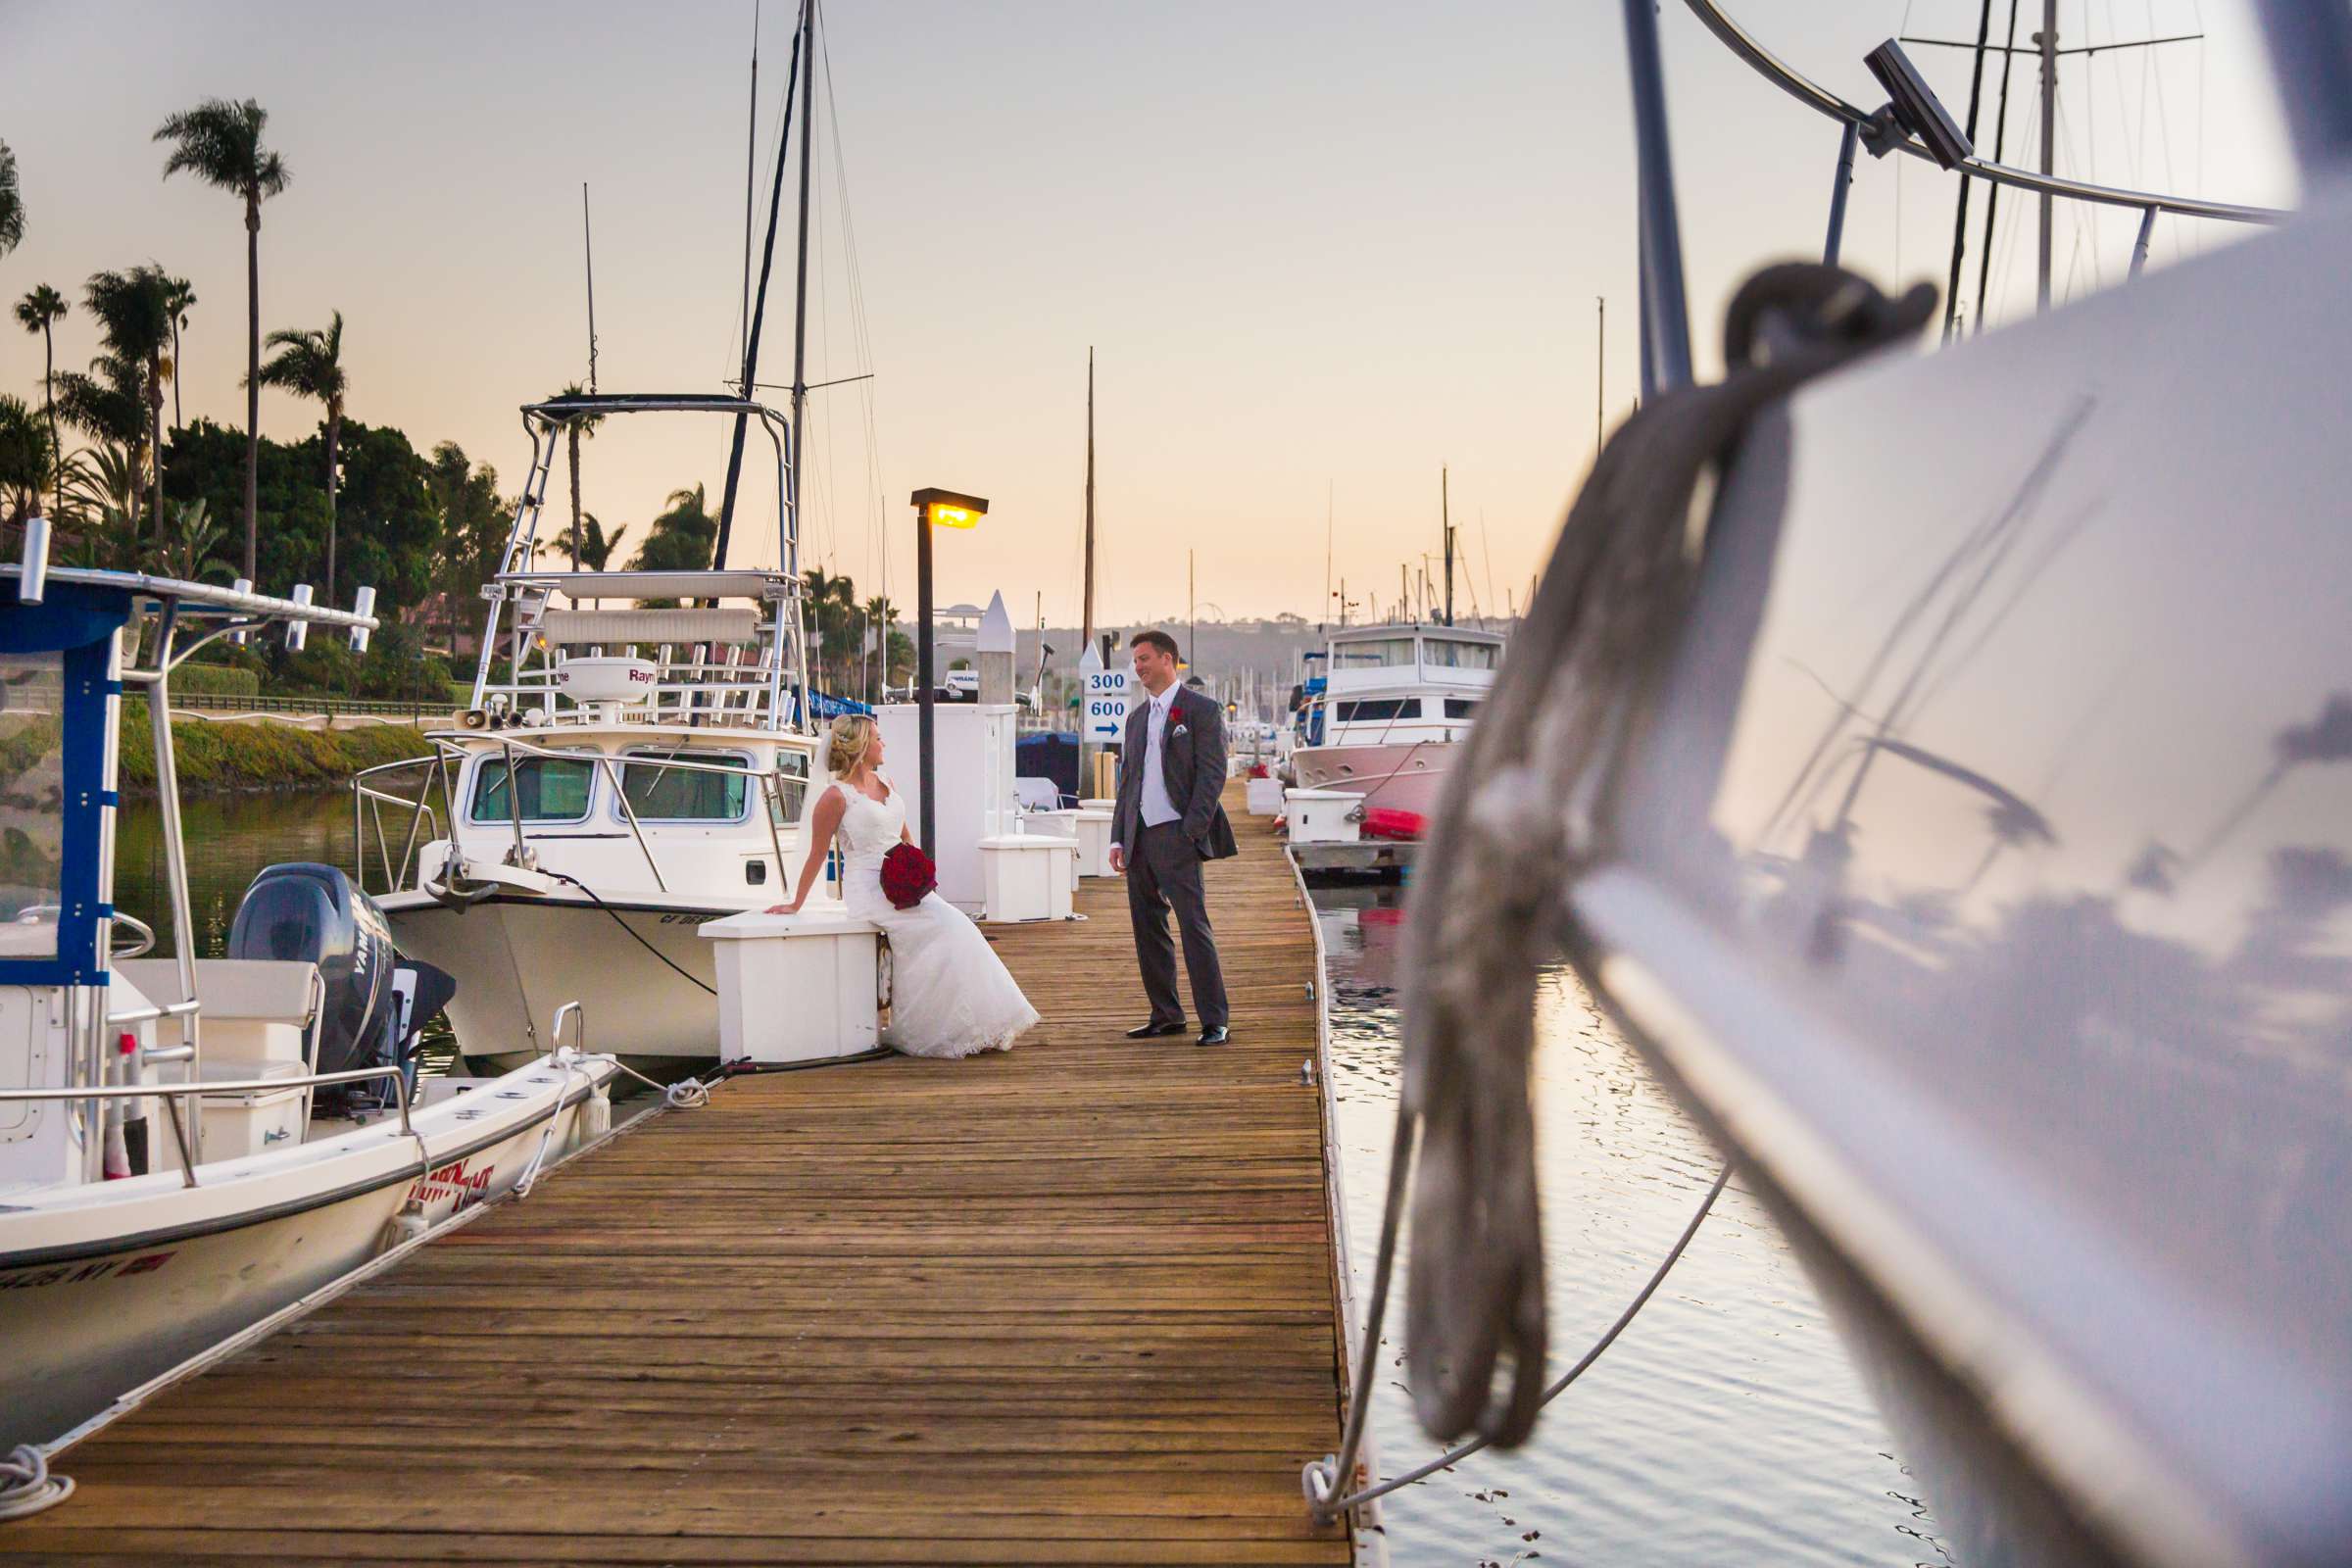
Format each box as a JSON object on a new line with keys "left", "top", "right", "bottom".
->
{"left": 1084, "top": 663, "right": 1132, "bottom": 744}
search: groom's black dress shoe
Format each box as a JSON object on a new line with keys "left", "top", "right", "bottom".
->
{"left": 1196, "top": 1026, "right": 1231, "bottom": 1047}
{"left": 1126, "top": 1019, "right": 1187, "bottom": 1040}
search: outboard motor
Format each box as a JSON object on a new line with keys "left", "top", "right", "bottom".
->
{"left": 229, "top": 863, "right": 456, "bottom": 1108}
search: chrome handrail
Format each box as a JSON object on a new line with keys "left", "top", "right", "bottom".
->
{"left": 108, "top": 912, "right": 157, "bottom": 960}
{"left": 0, "top": 1064, "right": 418, "bottom": 1191}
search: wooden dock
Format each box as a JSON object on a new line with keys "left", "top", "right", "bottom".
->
{"left": 4, "top": 784, "right": 1353, "bottom": 1566}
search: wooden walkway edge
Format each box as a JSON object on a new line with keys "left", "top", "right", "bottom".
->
{"left": 4, "top": 782, "right": 1352, "bottom": 1567}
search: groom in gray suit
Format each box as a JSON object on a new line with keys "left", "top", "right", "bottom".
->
{"left": 1108, "top": 629, "right": 1239, "bottom": 1046}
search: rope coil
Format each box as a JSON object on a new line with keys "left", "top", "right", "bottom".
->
{"left": 0, "top": 1445, "right": 73, "bottom": 1523}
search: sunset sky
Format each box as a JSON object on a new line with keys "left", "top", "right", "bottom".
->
{"left": 0, "top": 1, "right": 2297, "bottom": 630}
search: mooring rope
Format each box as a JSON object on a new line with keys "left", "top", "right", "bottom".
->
{"left": 1305, "top": 1161, "right": 1730, "bottom": 1518}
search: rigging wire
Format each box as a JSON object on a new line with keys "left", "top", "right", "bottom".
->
{"left": 817, "top": 15, "right": 894, "bottom": 675}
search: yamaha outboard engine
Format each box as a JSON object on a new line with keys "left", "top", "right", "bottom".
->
{"left": 229, "top": 863, "right": 456, "bottom": 1109}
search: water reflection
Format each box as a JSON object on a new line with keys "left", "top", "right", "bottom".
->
{"left": 1317, "top": 886, "right": 1947, "bottom": 1567}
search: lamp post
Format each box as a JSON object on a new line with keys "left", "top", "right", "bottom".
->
{"left": 907, "top": 487, "right": 987, "bottom": 858}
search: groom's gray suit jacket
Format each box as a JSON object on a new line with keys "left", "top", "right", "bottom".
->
{"left": 1110, "top": 684, "right": 1240, "bottom": 862}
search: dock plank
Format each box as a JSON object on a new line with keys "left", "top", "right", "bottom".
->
{"left": 7, "top": 783, "right": 1350, "bottom": 1566}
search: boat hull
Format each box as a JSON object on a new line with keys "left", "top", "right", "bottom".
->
{"left": 0, "top": 1057, "right": 612, "bottom": 1449}
{"left": 383, "top": 891, "right": 740, "bottom": 1073}
{"left": 1289, "top": 740, "right": 1457, "bottom": 819}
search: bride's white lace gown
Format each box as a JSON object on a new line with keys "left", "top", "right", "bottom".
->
{"left": 828, "top": 776, "right": 1038, "bottom": 1058}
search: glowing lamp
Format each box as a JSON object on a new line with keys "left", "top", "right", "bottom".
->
{"left": 912, "top": 489, "right": 989, "bottom": 530}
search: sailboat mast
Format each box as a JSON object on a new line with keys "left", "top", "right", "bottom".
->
{"left": 1082, "top": 348, "right": 1096, "bottom": 656}
{"left": 713, "top": 7, "right": 806, "bottom": 565}
{"left": 788, "top": 0, "right": 817, "bottom": 543}
{"left": 1441, "top": 466, "right": 1454, "bottom": 627}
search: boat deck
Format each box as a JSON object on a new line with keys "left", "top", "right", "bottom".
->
{"left": 4, "top": 784, "right": 1352, "bottom": 1566}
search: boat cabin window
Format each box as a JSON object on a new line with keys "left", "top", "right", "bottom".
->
{"left": 470, "top": 754, "right": 596, "bottom": 824}
{"left": 1444, "top": 698, "right": 1480, "bottom": 719}
{"left": 1424, "top": 638, "right": 1498, "bottom": 670}
{"left": 1331, "top": 637, "right": 1416, "bottom": 670}
{"left": 0, "top": 652, "right": 67, "bottom": 957}
{"left": 770, "top": 750, "right": 811, "bottom": 825}
{"left": 619, "top": 749, "right": 751, "bottom": 823}
{"left": 1336, "top": 698, "right": 1416, "bottom": 722}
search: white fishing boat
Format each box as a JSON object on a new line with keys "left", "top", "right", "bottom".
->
{"left": 357, "top": 394, "right": 833, "bottom": 1073}
{"left": 1287, "top": 622, "right": 1500, "bottom": 822}
{"left": 0, "top": 559, "right": 619, "bottom": 1456}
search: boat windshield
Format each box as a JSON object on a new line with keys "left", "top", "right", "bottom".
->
{"left": 1331, "top": 637, "right": 1416, "bottom": 669}
{"left": 1424, "top": 638, "right": 1498, "bottom": 670}
{"left": 471, "top": 755, "right": 596, "bottom": 824}
{"left": 620, "top": 750, "right": 751, "bottom": 822}
{"left": 0, "top": 652, "right": 66, "bottom": 958}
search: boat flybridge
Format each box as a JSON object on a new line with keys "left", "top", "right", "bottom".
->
{"left": 0, "top": 556, "right": 618, "bottom": 1460}
{"left": 1287, "top": 622, "right": 1503, "bottom": 821}
{"left": 359, "top": 394, "right": 833, "bottom": 1073}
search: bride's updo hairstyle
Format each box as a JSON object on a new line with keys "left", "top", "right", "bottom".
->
{"left": 826, "top": 713, "right": 878, "bottom": 776}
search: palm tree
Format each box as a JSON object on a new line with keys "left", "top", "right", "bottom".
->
{"left": 255, "top": 310, "right": 348, "bottom": 595}
{"left": 155, "top": 98, "right": 290, "bottom": 580}
{"left": 547, "top": 382, "right": 606, "bottom": 570}
{"left": 0, "top": 140, "right": 22, "bottom": 260}
{"left": 14, "top": 285, "right": 69, "bottom": 516}
{"left": 627, "top": 484, "right": 717, "bottom": 580}
{"left": 52, "top": 359, "right": 149, "bottom": 532}
{"left": 0, "top": 396, "right": 48, "bottom": 524}
{"left": 59, "top": 443, "right": 142, "bottom": 537}
{"left": 148, "top": 497, "right": 231, "bottom": 582}
{"left": 161, "top": 277, "right": 196, "bottom": 430}
{"left": 574, "top": 512, "right": 627, "bottom": 572}
{"left": 78, "top": 267, "right": 175, "bottom": 537}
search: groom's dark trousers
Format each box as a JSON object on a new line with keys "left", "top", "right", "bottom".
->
{"left": 1112, "top": 683, "right": 1239, "bottom": 1032}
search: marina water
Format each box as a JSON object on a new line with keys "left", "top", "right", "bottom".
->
{"left": 1315, "top": 881, "right": 1954, "bottom": 1567}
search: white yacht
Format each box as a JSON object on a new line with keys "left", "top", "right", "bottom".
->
{"left": 1287, "top": 622, "right": 1502, "bottom": 822}
{"left": 0, "top": 563, "right": 617, "bottom": 1456}
{"left": 359, "top": 394, "right": 833, "bottom": 1073}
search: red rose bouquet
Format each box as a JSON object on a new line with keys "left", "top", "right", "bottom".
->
{"left": 880, "top": 843, "right": 937, "bottom": 910}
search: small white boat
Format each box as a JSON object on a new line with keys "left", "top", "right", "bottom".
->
{"left": 0, "top": 564, "right": 618, "bottom": 1454}
{"left": 1288, "top": 623, "right": 1501, "bottom": 821}
{"left": 357, "top": 394, "right": 833, "bottom": 1073}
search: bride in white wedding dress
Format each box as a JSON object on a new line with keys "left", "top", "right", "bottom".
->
{"left": 770, "top": 715, "right": 1039, "bottom": 1058}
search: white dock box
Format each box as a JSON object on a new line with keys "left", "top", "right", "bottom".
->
{"left": 979, "top": 834, "right": 1077, "bottom": 923}
{"left": 699, "top": 909, "right": 882, "bottom": 1064}
{"left": 1285, "top": 787, "right": 1362, "bottom": 844}
{"left": 1245, "top": 776, "right": 1285, "bottom": 816}
{"left": 1030, "top": 808, "right": 1116, "bottom": 877}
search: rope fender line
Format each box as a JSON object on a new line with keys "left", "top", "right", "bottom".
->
{"left": 1305, "top": 1162, "right": 1730, "bottom": 1519}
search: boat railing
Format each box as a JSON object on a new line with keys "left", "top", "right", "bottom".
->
{"left": 0, "top": 1063, "right": 420, "bottom": 1192}
{"left": 1623, "top": 0, "right": 2313, "bottom": 399}
{"left": 354, "top": 734, "right": 800, "bottom": 901}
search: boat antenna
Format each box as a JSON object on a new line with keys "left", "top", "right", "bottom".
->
{"left": 715, "top": 0, "right": 807, "bottom": 567}
{"left": 581, "top": 183, "right": 599, "bottom": 394}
